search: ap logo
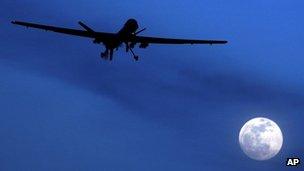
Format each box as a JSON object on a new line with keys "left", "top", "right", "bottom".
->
{"left": 286, "top": 158, "right": 300, "bottom": 166}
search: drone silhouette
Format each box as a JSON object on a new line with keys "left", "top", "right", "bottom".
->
{"left": 12, "top": 19, "right": 227, "bottom": 61}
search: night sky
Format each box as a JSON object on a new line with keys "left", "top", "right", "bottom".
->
{"left": 1, "top": 0, "right": 304, "bottom": 170}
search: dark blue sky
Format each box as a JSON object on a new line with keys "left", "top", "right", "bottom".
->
{"left": 1, "top": 0, "right": 303, "bottom": 170}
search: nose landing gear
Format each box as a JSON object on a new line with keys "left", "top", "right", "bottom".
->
{"left": 125, "top": 42, "right": 139, "bottom": 61}
{"left": 130, "top": 48, "right": 139, "bottom": 61}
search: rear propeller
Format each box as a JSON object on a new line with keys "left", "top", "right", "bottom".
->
{"left": 134, "top": 28, "right": 146, "bottom": 35}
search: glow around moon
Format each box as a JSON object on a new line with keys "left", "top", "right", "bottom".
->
{"left": 239, "top": 117, "right": 283, "bottom": 161}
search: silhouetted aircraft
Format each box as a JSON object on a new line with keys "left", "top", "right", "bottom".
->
{"left": 12, "top": 19, "right": 227, "bottom": 61}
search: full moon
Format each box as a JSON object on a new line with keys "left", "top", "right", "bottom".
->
{"left": 239, "top": 117, "right": 283, "bottom": 160}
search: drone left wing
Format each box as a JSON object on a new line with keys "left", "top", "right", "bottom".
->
{"left": 11, "top": 21, "right": 115, "bottom": 40}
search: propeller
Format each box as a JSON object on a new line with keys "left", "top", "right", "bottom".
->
{"left": 134, "top": 28, "right": 146, "bottom": 35}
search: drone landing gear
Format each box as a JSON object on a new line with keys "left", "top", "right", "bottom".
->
{"left": 109, "top": 49, "right": 113, "bottom": 61}
{"left": 129, "top": 48, "right": 139, "bottom": 61}
{"left": 101, "top": 51, "right": 108, "bottom": 59}
{"left": 125, "top": 43, "right": 139, "bottom": 61}
{"left": 100, "top": 48, "right": 114, "bottom": 61}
